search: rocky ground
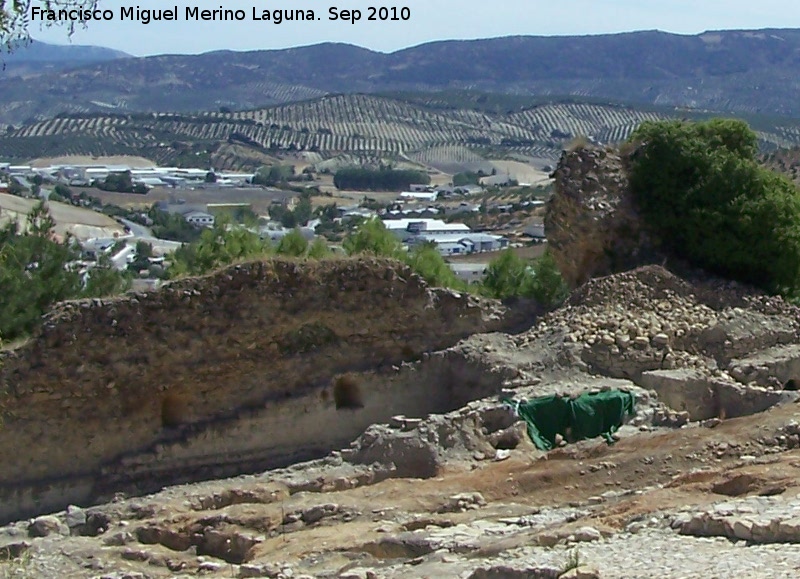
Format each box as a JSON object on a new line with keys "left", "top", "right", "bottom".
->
{"left": 5, "top": 265, "right": 800, "bottom": 578}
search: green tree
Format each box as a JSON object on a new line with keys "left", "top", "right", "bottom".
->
{"left": 97, "top": 171, "right": 134, "bottom": 192}
{"left": 252, "top": 164, "right": 295, "bottom": 186}
{"left": 52, "top": 183, "right": 73, "bottom": 202}
{"left": 83, "top": 255, "right": 131, "bottom": 297}
{"left": 275, "top": 229, "right": 309, "bottom": 257}
{"left": 0, "top": 225, "right": 79, "bottom": 340}
{"left": 481, "top": 249, "right": 567, "bottom": 305}
{"left": 293, "top": 195, "right": 312, "bottom": 226}
{"left": 232, "top": 206, "right": 258, "bottom": 226}
{"left": 279, "top": 210, "right": 297, "bottom": 229}
{"left": 148, "top": 206, "right": 202, "bottom": 243}
{"left": 333, "top": 167, "right": 430, "bottom": 191}
{"left": 127, "top": 240, "right": 154, "bottom": 272}
{"left": 404, "top": 244, "right": 465, "bottom": 290}
{"left": 315, "top": 203, "right": 339, "bottom": 222}
{"left": 628, "top": 118, "right": 800, "bottom": 294}
{"left": 528, "top": 250, "right": 569, "bottom": 308}
{"left": 7, "top": 178, "right": 24, "bottom": 196}
{"left": 0, "top": 202, "right": 127, "bottom": 340}
{"left": 342, "top": 218, "right": 405, "bottom": 259}
{"left": 168, "top": 218, "right": 271, "bottom": 277}
{"left": 481, "top": 249, "right": 533, "bottom": 299}
{"left": 27, "top": 200, "right": 57, "bottom": 238}
{"left": 268, "top": 204, "right": 288, "bottom": 223}
{"left": 453, "top": 172, "right": 480, "bottom": 186}
{"left": 307, "top": 237, "right": 332, "bottom": 259}
{"left": 135, "top": 240, "right": 153, "bottom": 260}
{"left": 205, "top": 171, "right": 217, "bottom": 183}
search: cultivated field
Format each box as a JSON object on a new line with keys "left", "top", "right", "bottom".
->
{"left": 0, "top": 193, "right": 124, "bottom": 240}
{"left": 28, "top": 155, "right": 157, "bottom": 168}
{"left": 0, "top": 96, "right": 680, "bottom": 171}
{"left": 5, "top": 94, "right": 799, "bottom": 173}
{"left": 81, "top": 186, "right": 296, "bottom": 214}
{"left": 488, "top": 161, "right": 552, "bottom": 185}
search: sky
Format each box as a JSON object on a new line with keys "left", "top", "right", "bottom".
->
{"left": 29, "top": 0, "right": 800, "bottom": 56}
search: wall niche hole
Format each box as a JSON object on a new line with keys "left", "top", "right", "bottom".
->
{"left": 161, "top": 393, "right": 190, "bottom": 428}
{"left": 333, "top": 375, "right": 364, "bottom": 410}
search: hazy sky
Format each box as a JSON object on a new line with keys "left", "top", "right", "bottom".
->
{"left": 30, "top": 0, "right": 800, "bottom": 56}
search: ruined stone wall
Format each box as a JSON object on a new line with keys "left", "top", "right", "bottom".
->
{"left": 0, "top": 258, "right": 513, "bottom": 522}
{"left": 545, "top": 145, "right": 658, "bottom": 288}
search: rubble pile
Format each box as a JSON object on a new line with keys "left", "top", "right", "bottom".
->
{"left": 514, "top": 266, "right": 800, "bottom": 386}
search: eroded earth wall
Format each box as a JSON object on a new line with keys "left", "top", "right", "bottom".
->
{"left": 545, "top": 145, "right": 657, "bottom": 288}
{"left": 0, "top": 258, "right": 513, "bottom": 522}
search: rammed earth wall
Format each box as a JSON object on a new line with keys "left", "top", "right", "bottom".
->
{"left": 0, "top": 258, "right": 513, "bottom": 522}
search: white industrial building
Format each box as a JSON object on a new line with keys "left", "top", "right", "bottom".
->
{"left": 382, "top": 218, "right": 470, "bottom": 241}
{"left": 399, "top": 191, "right": 438, "bottom": 203}
{"left": 408, "top": 232, "right": 508, "bottom": 255}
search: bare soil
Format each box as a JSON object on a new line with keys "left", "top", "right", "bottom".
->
{"left": 28, "top": 155, "right": 157, "bottom": 168}
{"left": 0, "top": 193, "right": 124, "bottom": 240}
{"left": 448, "top": 244, "right": 546, "bottom": 263}
{"left": 246, "top": 401, "right": 800, "bottom": 563}
{"left": 76, "top": 186, "right": 297, "bottom": 214}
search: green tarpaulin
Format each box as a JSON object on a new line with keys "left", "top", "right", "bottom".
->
{"left": 504, "top": 390, "right": 636, "bottom": 451}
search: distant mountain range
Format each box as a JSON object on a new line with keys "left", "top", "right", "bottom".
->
{"left": 3, "top": 40, "right": 129, "bottom": 63}
{"left": 1, "top": 29, "right": 800, "bottom": 132}
{"left": 0, "top": 40, "right": 129, "bottom": 78}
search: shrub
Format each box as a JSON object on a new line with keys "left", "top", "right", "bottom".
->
{"left": 566, "top": 135, "right": 590, "bottom": 151}
{"left": 405, "top": 244, "right": 466, "bottom": 290}
{"left": 307, "top": 238, "right": 332, "bottom": 259}
{"left": 481, "top": 249, "right": 532, "bottom": 299}
{"left": 481, "top": 248, "right": 568, "bottom": 307}
{"left": 342, "top": 218, "right": 405, "bottom": 259}
{"left": 628, "top": 119, "right": 800, "bottom": 294}
{"left": 168, "top": 218, "right": 271, "bottom": 277}
{"left": 529, "top": 250, "right": 569, "bottom": 307}
{"left": 275, "top": 229, "right": 308, "bottom": 257}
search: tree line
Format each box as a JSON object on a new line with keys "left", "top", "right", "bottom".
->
{"left": 333, "top": 167, "right": 430, "bottom": 191}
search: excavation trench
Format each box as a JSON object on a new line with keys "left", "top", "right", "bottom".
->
{"left": 1, "top": 353, "right": 510, "bottom": 523}
{"left": 637, "top": 369, "right": 800, "bottom": 422}
{"left": 100, "top": 354, "right": 508, "bottom": 491}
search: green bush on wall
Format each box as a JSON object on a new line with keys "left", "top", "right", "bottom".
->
{"left": 627, "top": 118, "right": 800, "bottom": 295}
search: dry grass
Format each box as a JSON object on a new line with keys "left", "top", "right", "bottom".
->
{"left": 0, "top": 193, "right": 124, "bottom": 241}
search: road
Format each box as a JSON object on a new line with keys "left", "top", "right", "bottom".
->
{"left": 118, "top": 217, "right": 183, "bottom": 256}
{"left": 119, "top": 218, "right": 153, "bottom": 238}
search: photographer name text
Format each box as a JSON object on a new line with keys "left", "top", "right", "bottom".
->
{"left": 31, "top": 5, "right": 411, "bottom": 25}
